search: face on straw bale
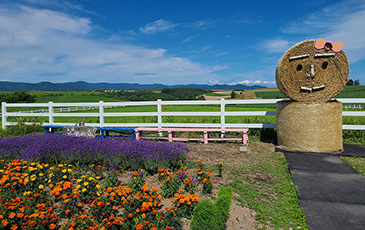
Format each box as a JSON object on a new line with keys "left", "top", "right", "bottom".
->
{"left": 275, "top": 39, "right": 349, "bottom": 102}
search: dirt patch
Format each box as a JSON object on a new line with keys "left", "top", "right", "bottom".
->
{"left": 118, "top": 142, "right": 271, "bottom": 229}
{"left": 184, "top": 142, "right": 260, "bottom": 229}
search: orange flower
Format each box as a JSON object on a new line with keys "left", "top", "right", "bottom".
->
{"left": 50, "top": 224, "right": 57, "bottom": 229}
{"left": 136, "top": 223, "right": 143, "bottom": 230}
{"left": 42, "top": 220, "right": 47, "bottom": 225}
{"left": 11, "top": 224, "right": 18, "bottom": 230}
{"left": 202, "top": 178, "right": 208, "bottom": 183}
{"left": 2, "top": 219, "right": 8, "bottom": 226}
{"left": 65, "top": 210, "right": 71, "bottom": 214}
{"left": 8, "top": 213, "right": 16, "bottom": 219}
{"left": 78, "top": 203, "right": 83, "bottom": 207}
{"left": 128, "top": 213, "right": 133, "bottom": 218}
{"left": 151, "top": 228, "right": 157, "bottom": 230}
{"left": 29, "top": 221, "right": 36, "bottom": 227}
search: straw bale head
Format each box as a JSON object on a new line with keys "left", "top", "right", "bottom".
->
{"left": 276, "top": 39, "right": 349, "bottom": 102}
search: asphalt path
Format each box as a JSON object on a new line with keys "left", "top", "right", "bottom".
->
{"left": 276, "top": 145, "right": 365, "bottom": 230}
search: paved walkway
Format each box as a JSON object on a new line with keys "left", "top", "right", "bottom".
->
{"left": 276, "top": 145, "right": 365, "bottom": 230}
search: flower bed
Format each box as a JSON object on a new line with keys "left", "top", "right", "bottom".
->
{"left": 0, "top": 134, "right": 189, "bottom": 172}
{"left": 0, "top": 158, "right": 215, "bottom": 229}
{"left": 0, "top": 135, "right": 215, "bottom": 229}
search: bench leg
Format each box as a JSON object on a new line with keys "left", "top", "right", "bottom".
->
{"left": 168, "top": 131, "right": 172, "bottom": 142}
{"left": 135, "top": 131, "right": 140, "bottom": 140}
{"left": 243, "top": 131, "right": 248, "bottom": 145}
{"left": 131, "top": 131, "right": 135, "bottom": 140}
{"left": 204, "top": 131, "right": 208, "bottom": 144}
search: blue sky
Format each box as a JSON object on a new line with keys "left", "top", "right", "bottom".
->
{"left": 0, "top": 0, "right": 364, "bottom": 86}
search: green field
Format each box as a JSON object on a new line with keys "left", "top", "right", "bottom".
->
{"left": 1, "top": 87, "right": 364, "bottom": 143}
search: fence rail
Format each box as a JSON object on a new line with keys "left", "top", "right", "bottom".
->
{"left": 2, "top": 98, "right": 365, "bottom": 130}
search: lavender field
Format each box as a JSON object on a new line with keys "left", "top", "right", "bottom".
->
{"left": 0, "top": 134, "right": 189, "bottom": 172}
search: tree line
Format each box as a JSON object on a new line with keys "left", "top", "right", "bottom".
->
{"left": 347, "top": 79, "right": 360, "bottom": 86}
{"left": 102, "top": 88, "right": 210, "bottom": 101}
{"left": 0, "top": 92, "right": 36, "bottom": 103}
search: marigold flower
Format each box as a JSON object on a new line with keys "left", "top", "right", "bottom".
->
{"left": 50, "top": 224, "right": 57, "bottom": 229}
{"left": 39, "top": 184, "right": 44, "bottom": 189}
{"left": 136, "top": 223, "right": 143, "bottom": 230}
{"left": 78, "top": 203, "right": 83, "bottom": 207}
{"left": 8, "top": 213, "right": 16, "bottom": 219}
{"left": 11, "top": 224, "right": 17, "bottom": 230}
{"left": 29, "top": 221, "right": 36, "bottom": 227}
{"left": 128, "top": 213, "right": 133, "bottom": 218}
{"left": 42, "top": 220, "right": 47, "bottom": 225}
{"left": 2, "top": 219, "right": 9, "bottom": 226}
{"left": 65, "top": 210, "right": 71, "bottom": 214}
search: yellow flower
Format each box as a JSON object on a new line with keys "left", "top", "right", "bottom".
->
{"left": 82, "top": 188, "right": 87, "bottom": 193}
{"left": 76, "top": 179, "right": 82, "bottom": 183}
{"left": 67, "top": 168, "right": 72, "bottom": 172}
{"left": 39, "top": 184, "right": 44, "bottom": 189}
{"left": 96, "top": 176, "right": 101, "bottom": 180}
{"left": 39, "top": 173, "right": 44, "bottom": 177}
{"left": 89, "top": 177, "right": 95, "bottom": 181}
{"left": 96, "top": 184, "right": 100, "bottom": 189}
{"left": 62, "top": 169, "right": 67, "bottom": 173}
{"left": 63, "top": 175, "right": 67, "bottom": 179}
{"left": 58, "top": 164, "right": 64, "bottom": 167}
{"left": 96, "top": 192, "right": 100, "bottom": 196}
{"left": 76, "top": 185, "right": 81, "bottom": 189}
{"left": 84, "top": 181, "right": 89, "bottom": 186}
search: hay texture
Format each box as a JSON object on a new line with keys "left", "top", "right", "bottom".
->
{"left": 276, "top": 39, "right": 349, "bottom": 102}
{"left": 276, "top": 100, "right": 343, "bottom": 153}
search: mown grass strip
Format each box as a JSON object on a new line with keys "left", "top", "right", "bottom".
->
{"left": 229, "top": 143, "right": 308, "bottom": 229}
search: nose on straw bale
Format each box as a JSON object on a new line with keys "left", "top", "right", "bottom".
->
{"left": 276, "top": 39, "right": 349, "bottom": 103}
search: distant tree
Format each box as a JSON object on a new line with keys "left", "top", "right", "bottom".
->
{"left": 1, "top": 92, "right": 36, "bottom": 103}
{"left": 230, "top": 90, "right": 237, "bottom": 99}
{"left": 346, "top": 79, "right": 354, "bottom": 86}
{"left": 354, "top": 79, "right": 360, "bottom": 86}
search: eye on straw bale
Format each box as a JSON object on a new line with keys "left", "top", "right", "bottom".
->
{"left": 275, "top": 39, "right": 349, "bottom": 102}
{"left": 276, "top": 100, "right": 343, "bottom": 153}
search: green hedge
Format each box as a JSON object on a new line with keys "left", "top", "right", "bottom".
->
{"left": 191, "top": 186, "right": 233, "bottom": 230}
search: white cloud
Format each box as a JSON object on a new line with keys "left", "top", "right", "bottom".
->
{"left": 261, "top": 39, "right": 290, "bottom": 54}
{"left": 281, "top": 0, "right": 365, "bottom": 63}
{"left": 208, "top": 79, "right": 275, "bottom": 86}
{"left": 139, "top": 19, "right": 179, "bottom": 34}
{"left": 0, "top": 6, "right": 220, "bottom": 84}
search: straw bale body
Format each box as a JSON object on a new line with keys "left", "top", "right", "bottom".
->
{"left": 276, "top": 39, "right": 349, "bottom": 102}
{"left": 276, "top": 100, "right": 343, "bottom": 153}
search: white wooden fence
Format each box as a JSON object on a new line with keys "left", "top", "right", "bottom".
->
{"left": 2, "top": 98, "right": 365, "bottom": 130}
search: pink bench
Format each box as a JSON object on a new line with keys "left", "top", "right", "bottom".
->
{"left": 134, "top": 128, "right": 248, "bottom": 145}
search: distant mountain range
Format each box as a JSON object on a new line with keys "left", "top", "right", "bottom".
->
{"left": 0, "top": 81, "right": 266, "bottom": 91}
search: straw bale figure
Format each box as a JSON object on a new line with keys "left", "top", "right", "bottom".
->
{"left": 275, "top": 39, "right": 349, "bottom": 152}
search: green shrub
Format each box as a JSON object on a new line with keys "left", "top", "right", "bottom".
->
{"left": 190, "top": 200, "right": 220, "bottom": 230}
{"left": 215, "top": 186, "right": 233, "bottom": 228}
{"left": 0, "top": 117, "right": 43, "bottom": 137}
{"left": 191, "top": 186, "right": 233, "bottom": 230}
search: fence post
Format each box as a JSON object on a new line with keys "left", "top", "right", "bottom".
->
{"left": 48, "top": 101, "right": 54, "bottom": 125}
{"left": 157, "top": 99, "right": 162, "bottom": 136}
{"left": 99, "top": 101, "right": 104, "bottom": 127}
{"left": 2, "top": 102, "right": 6, "bottom": 129}
{"left": 157, "top": 99, "right": 162, "bottom": 128}
{"left": 220, "top": 98, "right": 225, "bottom": 137}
